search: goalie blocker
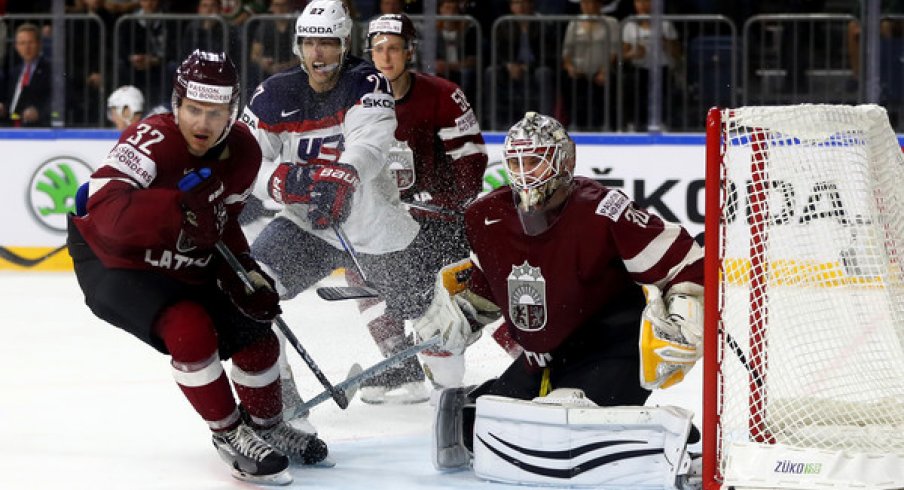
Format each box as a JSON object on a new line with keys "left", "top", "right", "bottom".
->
{"left": 433, "top": 387, "right": 700, "bottom": 489}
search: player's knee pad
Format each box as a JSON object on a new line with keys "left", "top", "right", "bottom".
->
{"left": 472, "top": 391, "right": 696, "bottom": 488}
{"left": 231, "top": 329, "right": 280, "bottom": 373}
{"left": 155, "top": 301, "right": 218, "bottom": 363}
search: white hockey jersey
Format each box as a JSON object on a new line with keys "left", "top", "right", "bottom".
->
{"left": 241, "top": 56, "right": 419, "bottom": 254}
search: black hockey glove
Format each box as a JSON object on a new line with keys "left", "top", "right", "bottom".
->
{"left": 178, "top": 173, "right": 227, "bottom": 249}
{"left": 217, "top": 253, "right": 282, "bottom": 322}
{"left": 268, "top": 162, "right": 359, "bottom": 229}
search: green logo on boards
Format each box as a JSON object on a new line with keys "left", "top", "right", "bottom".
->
{"left": 482, "top": 160, "right": 509, "bottom": 194}
{"left": 28, "top": 157, "right": 94, "bottom": 232}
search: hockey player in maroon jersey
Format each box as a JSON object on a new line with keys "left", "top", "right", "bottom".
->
{"left": 66, "top": 50, "right": 328, "bottom": 486}
{"left": 411, "top": 112, "right": 705, "bottom": 472}
{"left": 344, "top": 12, "right": 490, "bottom": 403}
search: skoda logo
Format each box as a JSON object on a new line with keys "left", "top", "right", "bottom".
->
{"left": 27, "top": 157, "right": 94, "bottom": 232}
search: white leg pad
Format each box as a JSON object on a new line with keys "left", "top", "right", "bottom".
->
{"left": 473, "top": 394, "right": 695, "bottom": 489}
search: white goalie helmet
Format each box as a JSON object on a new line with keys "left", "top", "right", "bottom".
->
{"left": 503, "top": 112, "right": 576, "bottom": 213}
{"left": 293, "top": 0, "right": 353, "bottom": 70}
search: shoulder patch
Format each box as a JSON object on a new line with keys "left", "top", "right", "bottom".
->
{"left": 595, "top": 190, "right": 630, "bottom": 220}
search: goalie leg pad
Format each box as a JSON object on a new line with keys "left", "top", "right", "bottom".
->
{"left": 431, "top": 386, "right": 475, "bottom": 470}
{"left": 473, "top": 395, "right": 696, "bottom": 488}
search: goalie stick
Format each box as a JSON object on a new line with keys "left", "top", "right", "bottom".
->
{"left": 286, "top": 335, "right": 442, "bottom": 418}
{"left": 180, "top": 169, "right": 351, "bottom": 409}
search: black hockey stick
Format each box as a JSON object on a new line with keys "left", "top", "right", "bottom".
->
{"left": 315, "top": 224, "right": 381, "bottom": 301}
{"left": 215, "top": 242, "right": 351, "bottom": 409}
{"left": 403, "top": 201, "right": 461, "bottom": 217}
{"left": 179, "top": 169, "right": 350, "bottom": 409}
{"left": 0, "top": 244, "right": 67, "bottom": 267}
{"left": 286, "top": 335, "right": 441, "bottom": 417}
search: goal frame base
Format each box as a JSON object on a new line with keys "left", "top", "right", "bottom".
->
{"left": 722, "top": 442, "right": 904, "bottom": 490}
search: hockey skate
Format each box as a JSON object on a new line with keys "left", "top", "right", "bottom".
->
{"left": 258, "top": 420, "right": 331, "bottom": 467}
{"left": 212, "top": 421, "right": 291, "bottom": 485}
{"left": 359, "top": 354, "right": 429, "bottom": 405}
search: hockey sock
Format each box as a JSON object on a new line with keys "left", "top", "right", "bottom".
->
{"left": 155, "top": 301, "right": 239, "bottom": 431}
{"left": 231, "top": 332, "right": 282, "bottom": 427}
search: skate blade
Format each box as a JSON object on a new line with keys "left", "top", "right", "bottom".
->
{"left": 231, "top": 467, "right": 292, "bottom": 486}
{"left": 306, "top": 455, "right": 336, "bottom": 468}
{"left": 360, "top": 389, "right": 430, "bottom": 405}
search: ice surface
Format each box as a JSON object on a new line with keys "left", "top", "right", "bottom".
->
{"left": 0, "top": 272, "right": 701, "bottom": 489}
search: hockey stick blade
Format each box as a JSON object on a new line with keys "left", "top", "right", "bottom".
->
{"left": 287, "top": 336, "right": 441, "bottom": 417}
{"left": 316, "top": 285, "right": 381, "bottom": 301}
{"left": 0, "top": 244, "right": 67, "bottom": 267}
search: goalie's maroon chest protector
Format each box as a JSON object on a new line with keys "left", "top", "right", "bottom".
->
{"left": 463, "top": 178, "right": 703, "bottom": 358}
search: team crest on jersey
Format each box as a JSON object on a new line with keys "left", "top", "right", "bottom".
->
{"left": 507, "top": 261, "right": 547, "bottom": 332}
{"left": 387, "top": 139, "right": 415, "bottom": 190}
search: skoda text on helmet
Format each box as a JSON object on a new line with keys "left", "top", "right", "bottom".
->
{"left": 503, "top": 112, "right": 576, "bottom": 235}
{"left": 293, "top": 0, "right": 353, "bottom": 75}
{"left": 171, "top": 49, "right": 240, "bottom": 146}
{"left": 366, "top": 13, "right": 418, "bottom": 52}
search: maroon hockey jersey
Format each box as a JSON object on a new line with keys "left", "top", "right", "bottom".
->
{"left": 393, "top": 72, "right": 486, "bottom": 214}
{"left": 465, "top": 178, "right": 704, "bottom": 362}
{"left": 72, "top": 113, "right": 261, "bottom": 284}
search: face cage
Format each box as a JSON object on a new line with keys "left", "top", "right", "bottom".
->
{"left": 504, "top": 146, "right": 565, "bottom": 209}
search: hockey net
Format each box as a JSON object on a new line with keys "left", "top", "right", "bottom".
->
{"left": 703, "top": 105, "right": 904, "bottom": 489}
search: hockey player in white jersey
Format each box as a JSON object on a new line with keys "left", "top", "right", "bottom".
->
{"left": 240, "top": 0, "right": 432, "bottom": 423}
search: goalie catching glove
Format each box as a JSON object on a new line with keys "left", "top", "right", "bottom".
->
{"left": 639, "top": 283, "right": 703, "bottom": 390}
{"left": 411, "top": 259, "right": 501, "bottom": 355}
{"left": 268, "top": 162, "right": 359, "bottom": 229}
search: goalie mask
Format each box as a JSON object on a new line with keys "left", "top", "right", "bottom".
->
{"left": 293, "top": 0, "right": 353, "bottom": 75}
{"left": 171, "top": 50, "right": 240, "bottom": 146}
{"left": 503, "top": 112, "right": 576, "bottom": 236}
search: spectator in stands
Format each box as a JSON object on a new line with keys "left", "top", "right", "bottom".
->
{"left": 179, "top": 0, "right": 237, "bottom": 58}
{"left": 847, "top": 0, "right": 904, "bottom": 88}
{"left": 484, "top": 0, "right": 554, "bottom": 129}
{"left": 600, "top": 0, "right": 635, "bottom": 19}
{"left": 67, "top": 0, "right": 117, "bottom": 126}
{"left": 435, "top": 0, "right": 478, "bottom": 103}
{"left": 0, "top": 23, "right": 51, "bottom": 127}
{"left": 561, "top": 0, "right": 618, "bottom": 130}
{"left": 621, "top": 0, "right": 681, "bottom": 130}
{"left": 249, "top": 0, "right": 298, "bottom": 82}
{"left": 117, "top": 0, "right": 172, "bottom": 108}
{"left": 106, "top": 84, "right": 144, "bottom": 130}
{"left": 220, "top": 0, "right": 267, "bottom": 27}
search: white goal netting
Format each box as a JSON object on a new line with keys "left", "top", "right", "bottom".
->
{"left": 708, "top": 105, "right": 904, "bottom": 484}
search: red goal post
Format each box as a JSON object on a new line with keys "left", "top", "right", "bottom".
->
{"left": 703, "top": 105, "right": 904, "bottom": 490}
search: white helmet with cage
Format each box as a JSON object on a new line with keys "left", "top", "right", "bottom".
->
{"left": 293, "top": 0, "right": 353, "bottom": 72}
{"left": 503, "top": 112, "right": 577, "bottom": 235}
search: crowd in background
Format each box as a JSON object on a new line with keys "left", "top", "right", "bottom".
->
{"left": 0, "top": 0, "right": 902, "bottom": 131}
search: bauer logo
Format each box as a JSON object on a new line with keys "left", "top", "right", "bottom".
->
{"left": 773, "top": 459, "right": 823, "bottom": 475}
{"left": 27, "top": 157, "right": 94, "bottom": 232}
